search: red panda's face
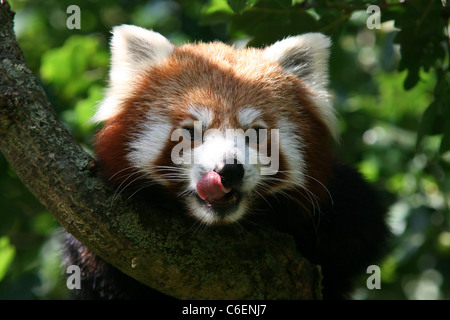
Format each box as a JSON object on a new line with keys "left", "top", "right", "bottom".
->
{"left": 94, "top": 25, "right": 338, "bottom": 226}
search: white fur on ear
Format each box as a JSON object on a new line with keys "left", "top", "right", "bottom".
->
{"left": 93, "top": 25, "right": 174, "bottom": 122}
{"left": 263, "top": 33, "right": 338, "bottom": 140}
{"left": 263, "top": 33, "right": 331, "bottom": 90}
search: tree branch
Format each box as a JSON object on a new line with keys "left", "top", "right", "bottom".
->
{"left": 0, "top": 1, "right": 321, "bottom": 299}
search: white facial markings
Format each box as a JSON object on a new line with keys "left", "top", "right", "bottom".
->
{"left": 238, "top": 107, "right": 263, "bottom": 128}
{"left": 126, "top": 103, "right": 300, "bottom": 225}
{"left": 126, "top": 113, "right": 173, "bottom": 185}
{"left": 196, "top": 130, "right": 233, "bottom": 171}
{"left": 124, "top": 103, "right": 300, "bottom": 225}
{"left": 178, "top": 107, "right": 268, "bottom": 225}
{"left": 276, "top": 118, "right": 306, "bottom": 189}
{"left": 186, "top": 192, "right": 249, "bottom": 226}
{"left": 185, "top": 105, "right": 215, "bottom": 129}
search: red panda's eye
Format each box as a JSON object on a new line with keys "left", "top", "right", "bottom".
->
{"left": 183, "top": 126, "right": 196, "bottom": 141}
{"left": 250, "top": 126, "right": 266, "bottom": 145}
{"left": 251, "top": 126, "right": 264, "bottom": 132}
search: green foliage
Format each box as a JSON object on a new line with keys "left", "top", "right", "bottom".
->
{"left": 383, "top": 1, "right": 446, "bottom": 90}
{"left": 40, "top": 36, "right": 109, "bottom": 100}
{"left": 39, "top": 35, "right": 109, "bottom": 143}
{"left": 418, "top": 69, "right": 450, "bottom": 154}
{"left": 227, "top": 0, "right": 259, "bottom": 14}
{"left": 0, "top": 237, "right": 16, "bottom": 282}
{"left": 2, "top": 0, "right": 449, "bottom": 299}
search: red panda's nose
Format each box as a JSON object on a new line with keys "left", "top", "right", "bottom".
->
{"left": 218, "top": 164, "right": 244, "bottom": 189}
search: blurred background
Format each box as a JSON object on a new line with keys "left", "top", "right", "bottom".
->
{"left": 1, "top": 0, "right": 449, "bottom": 299}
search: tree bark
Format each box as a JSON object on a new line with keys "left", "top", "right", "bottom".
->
{"left": 0, "top": 1, "right": 322, "bottom": 299}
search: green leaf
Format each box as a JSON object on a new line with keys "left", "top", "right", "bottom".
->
{"left": 227, "top": 0, "right": 260, "bottom": 14}
{"left": 383, "top": 1, "right": 447, "bottom": 90}
{"left": 438, "top": 75, "right": 450, "bottom": 153}
{"left": 200, "top": 0, "right": 234, "bottom": 24}
{"left": 440, "top": 129, "right": 450, "bottom": 154}
{"left": 62, "top": 85, "right": 103, "bottom": 137}
{"left": 229, "top": 4, "right": 319, "bottom": 46}
{"left": 0, "top": 236, "right": 16, "bottom": 282}
{"left": 275, "top": 0, "right": 293, "bottom": 9}
{"left": 31, "top": 211, "right": 59, "bottom": 237}
{"left": 74, "top": 85, "right": 103, "bottom": 133}
{"left": 40, "top": 35, "right": 108, "bottom": 100}
{"left": 358, "top": 158, "right": 380, "bottom": 182}
{"left": 417, "top": 69, "right": 450, "bottom": 152}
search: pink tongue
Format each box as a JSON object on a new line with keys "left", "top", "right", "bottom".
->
{"left": 197, "top": 171, "right": 231, "bottom": 200}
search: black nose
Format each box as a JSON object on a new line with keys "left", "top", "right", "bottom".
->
{"left": 217, "top": 164, "right": 244, "bottom": 189}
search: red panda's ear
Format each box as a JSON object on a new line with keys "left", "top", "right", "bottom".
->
{"left": 262, "top": 33, "right": 331, "bottom": 90}
{"left": 92, "top": 25, "right": 174, "bottom": 122}
{"left": 109, "top": 25, "right": 174, "bottom": 80}
{"left": 263, "top": 33, "right": 338, "bottom": 140}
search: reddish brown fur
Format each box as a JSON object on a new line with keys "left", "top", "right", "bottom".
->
{"left": 95, "top": 41, "right": 334, "bottom": 214}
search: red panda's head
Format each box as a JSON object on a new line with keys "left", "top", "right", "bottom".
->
{"left": 93, "top": 25, "right": 338, "bottom": 225}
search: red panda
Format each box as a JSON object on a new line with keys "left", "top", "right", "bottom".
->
{"left": 64, "top": 25, "right": 390, "bottom": 299}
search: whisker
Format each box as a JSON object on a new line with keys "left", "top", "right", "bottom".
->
{"left": 302, "top": 173, "right": 334, "bottom": 205}
{"left": 111, "top": 171, "right": 148, "bottom": 205}
{"left": 126, "top": 181, "right": 158, "bottom": 200}
{"left": 108, "top": 166, "right": 136, "bottom": 182}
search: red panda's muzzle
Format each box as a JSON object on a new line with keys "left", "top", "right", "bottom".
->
{"left": 196, "top": 164, "right": 245, "bottom": 210}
